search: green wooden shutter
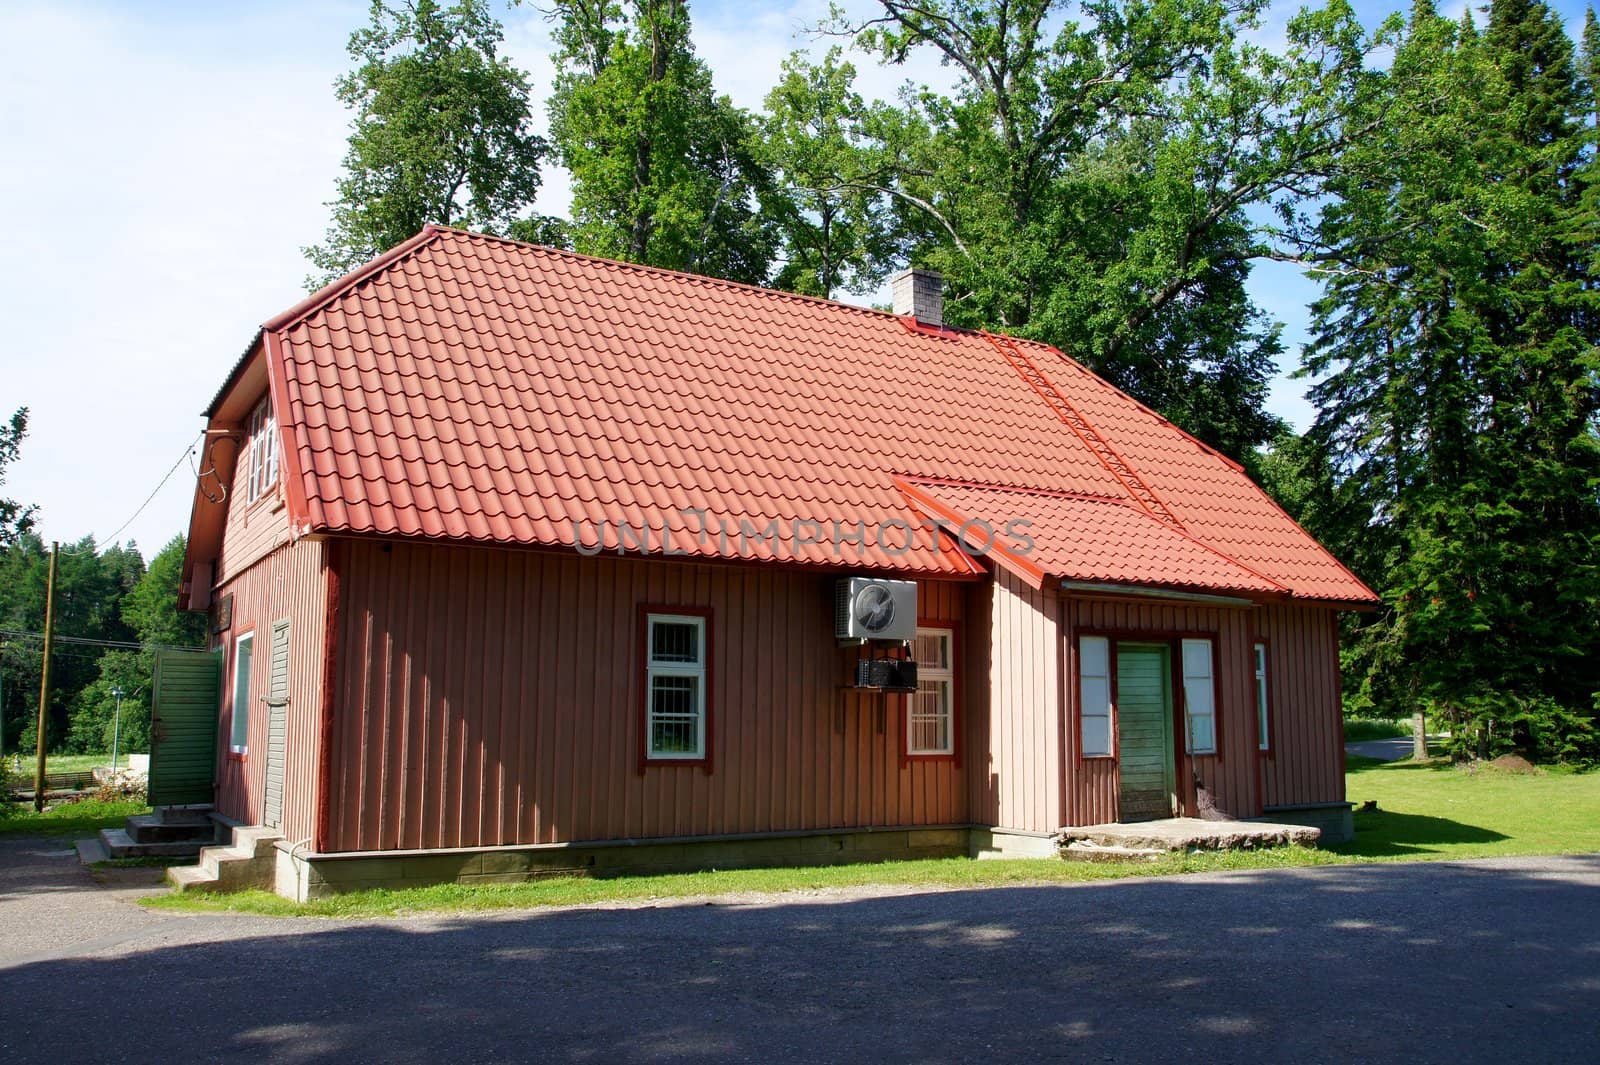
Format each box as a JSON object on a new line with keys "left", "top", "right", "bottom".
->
{"left": 148, "top": 648, "right": 223, "bottom": 807}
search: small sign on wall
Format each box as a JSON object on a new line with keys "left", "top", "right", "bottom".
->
{"left": 211, "top": 593, "right": 233, "bottom": 634}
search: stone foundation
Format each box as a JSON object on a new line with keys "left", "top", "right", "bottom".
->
{"left": 1259, "top": 802, "right": 1355, "bottom": 844}
{"left": 273, "top": 825, "right": 974, "bottom": 901}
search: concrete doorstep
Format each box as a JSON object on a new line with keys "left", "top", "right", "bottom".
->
{"left": 1056, "top": 817, "right": 1321, "bottom": 858}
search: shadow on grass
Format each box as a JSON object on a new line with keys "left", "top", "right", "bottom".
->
{"left": 1332, "top": 810, "right": 1510, "bottom": 858}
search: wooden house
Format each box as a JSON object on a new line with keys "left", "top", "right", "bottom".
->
{"left": 162, "top": 226, "right": 1374, "bottom": 898}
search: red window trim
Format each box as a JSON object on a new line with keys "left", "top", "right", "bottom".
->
{"left": 1069, "top": 628, "right": 1224, "bottom": 816}
{"left": 902, "top": 618, "right": 961, "bottom": 766}
{"left": 636, "top": 604, "right": 714, "bottom": 774}
{"left": 226, "top": 622, "right": 257, "bottom": 760}
{"left": 1071, "top": 633, "right": 1119, "bottom": 762}
{"left": 1252, "top": 636, "right": 1274, "bottom": 757}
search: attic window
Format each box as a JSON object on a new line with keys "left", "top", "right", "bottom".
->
{"left": 246, "top": 396, "right": 278, "bottom": 504}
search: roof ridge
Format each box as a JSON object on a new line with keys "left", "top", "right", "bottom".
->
{"left": 426, "top": 224, "right": 1004, "bottom": 337}
{"left": 979, "top": 332, "right": 1186, "bottom": 530}
{"left": 261, "top": 225, "right": 449, "bottom": 335}
{"left": 1024, "top": 338, "right": 1248, "bottom": 475}
{"left": 897, "top": 475, "right": 1140, "bottom": 508}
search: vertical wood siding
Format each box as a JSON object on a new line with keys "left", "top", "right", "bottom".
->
{"left": 214, "top": 419, "right": 292, "bottom": 585}
{"left": 1058, "top": 597, "right": 1347, "bottom": 824}
{"left": 1061, "top": 596, "right": 1259, "bottom": 823}
{"left": 1255, "top": 604, "right": 1344, "bottom": 809}
{"left": 973, "top": 569, "right": 1061, "bottom": 834}
{"left": 212, "top": 538, "right": 328, "bottom": 845}
{"left": 327, "top": 541, "right": 974, "bottom": 853}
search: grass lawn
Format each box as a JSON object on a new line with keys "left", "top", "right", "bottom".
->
{"left": 1336, "top": 755, "right": 1600, "bottom": 859}
{"left": 145, "top": 756, "right": 1599, "bottom": 919}
{"left": 1342, "top": 717, "right": 1410, "bottom": 742}
{"left": 5, "top": 752, "right": 123, "bottom": 775}
{"left": 0, "top": 799, "right": 149, "bottom": 839}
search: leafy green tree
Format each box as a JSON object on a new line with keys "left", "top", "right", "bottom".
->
{"left": 548, "top": 0, "right": 775, "bottom": 283}
{"left": 1299, "top": 0, "right": 1600, "bottom": 762}
{"left": 120, "top": 535, "right": 206, "bottom": 650}
{"left": 758, "top": 49, "right": 903, "bottom": 298}
{"left": 0, "top": 408, "right": 36, "bottom": 547}
{"left": 833, "top": 0, "right": 1382, "bottom": 462}
{"left": 305, "top": 0, "right": 552, "bottom": 284}
{"left": 65, "top": 537, "right": 205, "bottom": 755}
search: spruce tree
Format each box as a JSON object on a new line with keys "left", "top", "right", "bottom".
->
{"left": 1301, "top": 0, "right": 1600, "bottom": 761}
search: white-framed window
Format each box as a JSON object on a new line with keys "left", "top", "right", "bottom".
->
{"left": 909, "top": 627, "right": 955, "bottom": 756}
{"left": 1079, "top": 635, "right": 1112, "bottom": 757}
{"left": 230, "top": 632, "right": 254, "bottom": 754}
{"left": 1181, "top": 638, "right": 1217, "bottom": 755}
{"left": 246, "top": 395, "right": 278, "bottom": 503}
{"left": 645, "top": 613, "right": 707, "bottom": 760}
{"left": 1254, "top": 642, "right": 1270, "bottom": 751}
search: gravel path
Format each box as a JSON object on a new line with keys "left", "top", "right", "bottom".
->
{"left": 1, "top": 836, "right": 1596, "bottom": 1064}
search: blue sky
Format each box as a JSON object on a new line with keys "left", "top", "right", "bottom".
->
{"left": 1, "top": 0, "right": 1593, "bottom": 556}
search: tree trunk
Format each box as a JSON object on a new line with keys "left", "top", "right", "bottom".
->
{"left": 1411, "top": 711, "right": 1427, "bottom": 760}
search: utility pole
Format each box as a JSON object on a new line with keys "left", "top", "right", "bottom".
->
{"left": 110, "top": 686, "right": 124, "bottom": 773}
{"left": 33, "top": 541, "right": 58, "bottom": 812}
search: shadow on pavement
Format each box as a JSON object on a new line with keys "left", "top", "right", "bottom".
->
{"left": 0, "top": 856, "right": 1596, "bottom": 1063}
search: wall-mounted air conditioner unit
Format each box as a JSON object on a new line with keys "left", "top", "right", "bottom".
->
{"left": 834, "top": 577, "right": 917, "bottom": 642}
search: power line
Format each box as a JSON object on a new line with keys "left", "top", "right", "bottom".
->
{"left": 0, "top": 628, "right": 204, "bottom": 652}
{"left": 95, "top": 432, "right": 204, "bottom": 547}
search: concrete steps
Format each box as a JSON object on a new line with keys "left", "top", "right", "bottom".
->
{"left": 1060, "top": 840, "right": 1167, "bottom": 862}
{"left": 1056, "top": 817, "right": 1322, "bottom": 860}
{"left": 95, "top": 807, "right": 221, "bottom": 860}
{"left": 98, "top": 829, "right": 216, "bottom": 859}
{"left": 166, "top": 821, "right": 283, "bottom": 893}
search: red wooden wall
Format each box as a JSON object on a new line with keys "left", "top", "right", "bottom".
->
{"left": 1056, "top": 595, "right": 1346, "bottom": 825}
{"left": 212, "top": 538, "right": 329, "bottom": 845}
{"left": 324, "top": 540, "right": 978, "bottom": 852}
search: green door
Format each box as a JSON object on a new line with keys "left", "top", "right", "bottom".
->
{"left": 1116, "top": 644, "right": 1176, "bottom": 822}
{"left": 148, "top": 648, "right": 223, "bottom": 807}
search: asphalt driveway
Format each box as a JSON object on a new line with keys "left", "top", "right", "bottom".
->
{"left": 0, "top": 838, "right": 1596, "bottom": 1064}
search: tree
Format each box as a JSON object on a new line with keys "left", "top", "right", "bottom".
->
{"left": 0, "top": 535, "right": 144, "bottom": 753}
{"left": 757, "top": 49, "right": 903, "bottom": 298}
{"left": 66, "top": 536, "right": 207, "bottom": 755}
{"left": 831, "top": 0, "right": 1382, "bottom": 462}
{"left": 0, "top": 407, "right": 36, "bottom": 547}
{"left": 305, "top": 0, "right": 552, "bottom": 284}
{"left": 1298, "top": 0, "right": 1600, "bottom": 762}
{"left": 547, "top": 0, "right": 775, "bottom": 284}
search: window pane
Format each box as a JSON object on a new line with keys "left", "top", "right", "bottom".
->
{"left": 651, "top": 620, "right": 700, "bottom": 664}
{"left": 1080, "top": 636, "right": 1109, "bottom": 677}
{"left": 1189, "top": 714, "right": 1215, "bottom": 754}
{"left": 1082, "top": 716, "right": 1111, "bottom": 757}
{"left": 1183, "top": 678, "right": 1214, "bottom": 719}
{"left": 913, "top": 631, "right": 949, "bottom": 670}
{"left": 909, "top": 678, "right": 952, "bottom": 754}
{"left": 231, "top": 637, "right": 253, "bottom": 750}
{"left": 650, "top": 674, "right": 701, "bottom": 754}
{"left": 1181, "top": 638, "right": 1212, "bottom": 678}
{"left": 1081, "top": 675, "right": 1110, "bottom": 717}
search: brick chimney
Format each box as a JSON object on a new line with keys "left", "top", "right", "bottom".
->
{"left": 891, "top": 267, "right": 943, "bottom": 328}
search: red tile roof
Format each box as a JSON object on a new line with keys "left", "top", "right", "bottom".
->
{"left": 897, "top": 479, "right": 1287, "bottom": 596}
{"left": 248, "top": 225, "right": 1373, "bottom": 602}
